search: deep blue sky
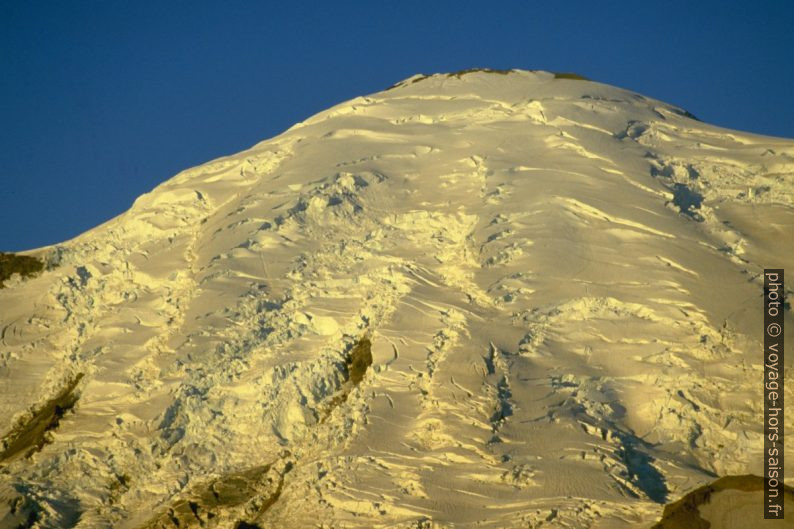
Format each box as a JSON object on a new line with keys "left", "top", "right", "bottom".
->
{"left": 2, "top": 1, "right": 793, "bottom": 251}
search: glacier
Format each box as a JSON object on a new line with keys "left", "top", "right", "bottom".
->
{"left": 0, "top": 69, "right": 792, "bottom": 528}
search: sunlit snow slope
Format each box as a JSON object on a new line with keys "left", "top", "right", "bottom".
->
{"left": 1, "top": 70, "right": 793, "bottom": 528}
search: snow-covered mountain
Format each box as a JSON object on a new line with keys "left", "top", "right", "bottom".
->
{"left": 1, "top": 69, "right": 792, "bottom": 528}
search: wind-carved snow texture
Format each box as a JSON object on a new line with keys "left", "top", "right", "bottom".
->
{"left": 0, "top": 69, "right": 792, "bottom": 528}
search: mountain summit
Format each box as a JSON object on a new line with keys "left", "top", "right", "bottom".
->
{"left": 1, "top": 69, "right": 792, "bottom": 528}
